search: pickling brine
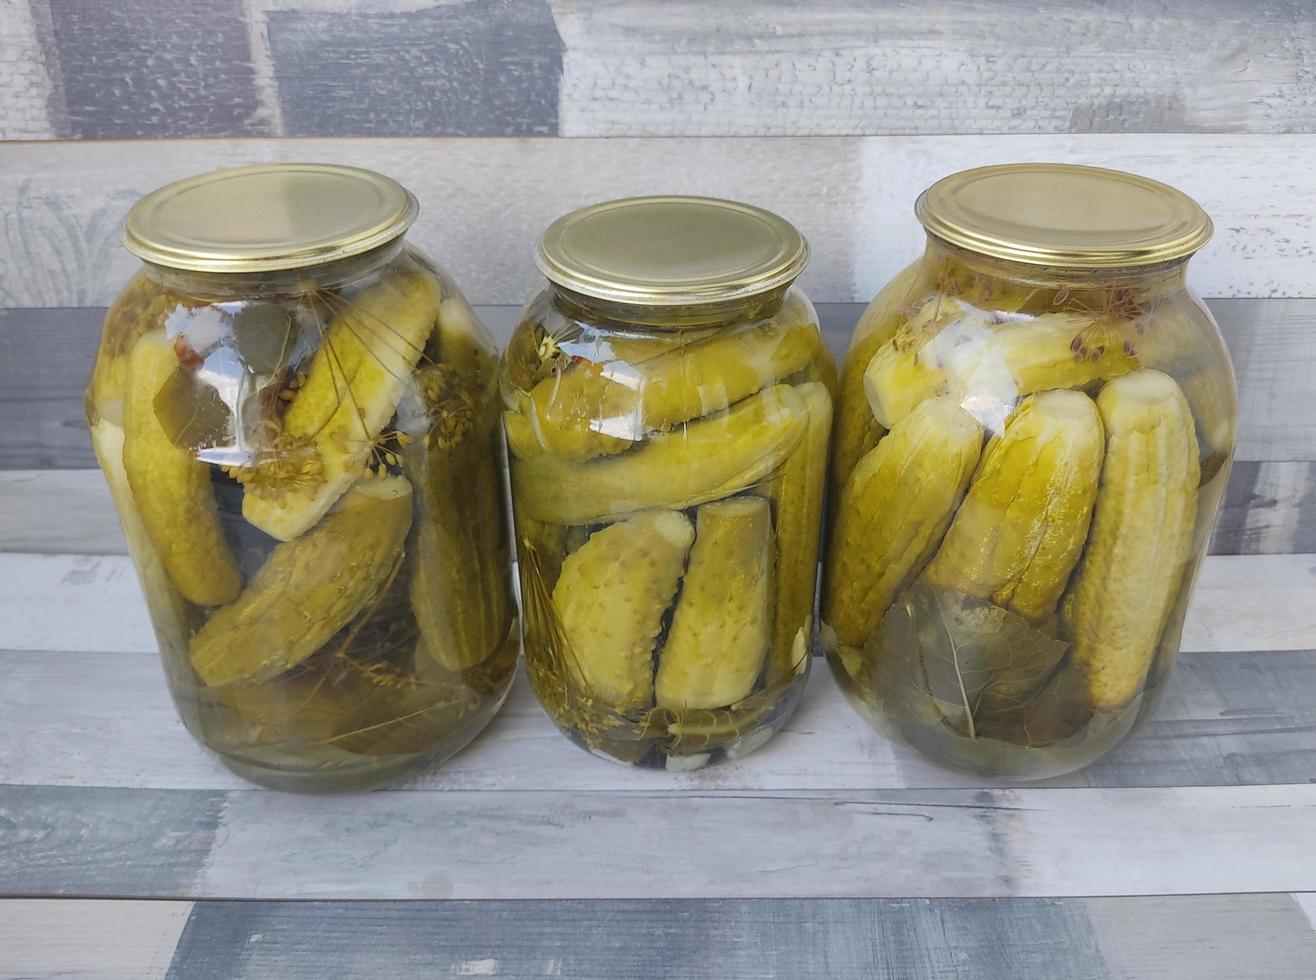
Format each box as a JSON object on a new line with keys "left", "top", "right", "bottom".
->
{"left": 505, "top": 197, "right": 834, "bottom": 769}
{"left": 88, "top": 165, "right": 517, "bottom": 791}
{"left": 823, "top": 164, "right": 1236, "bottom": 779}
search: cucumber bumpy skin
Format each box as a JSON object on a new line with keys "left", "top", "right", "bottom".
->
{"left": 1060, "top": 370, "right": 1200, "bottom": 710}
{"left": 190, "top": 476, "right": 414, "bottom": 686}
{"left": 242, "top": 269, "right": 440, "bottom": 541}
{"left": 823, "top": 396, "right": 983, "bottom": 648}
{"left": 763, "top": 381, "right": 832, "bottom": 684}
{"left": 656, "top": 497, "right": 774, "bottom": 710}
{"left": 864, "top": 310, "right": 1141, "bottom": 431}
{"left": 505, "top": 299, "right": 822, "bottom": 462}
{"left": 923, "top": 389, "right": 1105, "bottom": 624}
{"left": 122, "top": 332, "right": 242, "bottom": 606}
{"left": 407, "top": 301, "right": 515, "bottom": 674}
{"left": 513, "top": 383, "right": 808, "bottom": 526}
{"left": 551, "top": 510, "right": 695, "bottom": 711}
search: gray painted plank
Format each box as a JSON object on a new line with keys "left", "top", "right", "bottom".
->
{"left": 0, "top": 136, "right": 1310, "bottom": 307}
{"left": 4, "top": 647, "right": 1316, "bottom": 793}
{"left": 5, "top": 783, "right": 1316, "bottom": 899}
{"left": 42, "top": 0, "right": 269, "bottom": 138}
{"left": 2, "top": 458, "right": 1308, "bottom": 558}
{"left": 0, "top": 297, "right": 1306, "bottom": 467}
{"left": 554, "top": 0, "right": 1316, "bottom": 138}
{"left": 12, "top": 1, "right": 1316, "bottom": 139}
{"left": 266, "top": 0, "right": 562, "bottom": 136}
{"left": 0, "top": 0, "right": 57, "bottom": 139}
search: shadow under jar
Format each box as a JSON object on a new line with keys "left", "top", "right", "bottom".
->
{"left": 823, "top": 164, "right": 1237, "bottom": 780}
{"left": 86, "top": 164, "right": 517, "bottom": 792}
{"left": 503, "top": 196, "right": 835, "bottom": 769}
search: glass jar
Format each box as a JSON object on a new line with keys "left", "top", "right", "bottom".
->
{"left": 823, "top": 164, "right": 1237, "bottom": 780}
{"left": 503, "top": 197, "right": 834, "bottom": 769}
{"left": 86, "top": 164, "right": 517, "bottom": 792}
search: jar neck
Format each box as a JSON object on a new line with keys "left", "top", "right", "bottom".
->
{"left": 141, "top": 237, "right": 407, "bottom": 299}
{"left": 922, "top": 235, "right": 1191, "bottom": 298}
{"left": 547, "top": 282, "right": 792, "bottom": 330}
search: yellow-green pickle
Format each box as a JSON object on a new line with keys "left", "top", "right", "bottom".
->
{"left": 822, "top": 164, "right": 1237, "bottom": 779}
{"left": 86, "top": 164, "right": 517, "bottom": 791}
{"left": 506, "top": 196, "right": 834, "bottom": 769}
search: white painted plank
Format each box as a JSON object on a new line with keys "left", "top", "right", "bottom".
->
{"left": 0, "top": 136, "right": 1312, "bottom": 309}
{"left": 7, "top": 781, "right": 1316, "bottom": 899}
{"left": 0, "top": 0, "right": 57, "bottom": 140}
{"left": 0, "top": 899, "right": 192, "bottom": 980}
{"left": 554, "top": 1, "right": 1316, "bottom": 138}
{"left": 853, "top": 134, "right": 1316, "bottom": 303}
{"left": 2, "top": 552, "right": 1307, "bottom": 656}
{"left": 3, "top": 647, "right": 1315, "bottom": 794}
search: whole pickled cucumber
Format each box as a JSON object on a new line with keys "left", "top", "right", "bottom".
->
{"left": 513, "top": 383, "right": 808, "bottom": 526}
{"left": 656, "top": 497, "right": 774, "bottom": 710}
{"left": 551, "top": 510, "right": 695, "bottom": 710}
{"left": 1061, "top": 370, "right": 1200, "bottom": 710}
{"left": 823, "top": 396, "right": 983, "bottom": 647}
{"left": 90, "top": 418, "right": 193, "bottom": 653}
{"left": 864, "top": 310, "right": 1141, "bottom": 430}
{"left": 407, "top": 377, "right": 515, "bottom": 674}
{"left": 508, "top": 311, "right": 821, "bottom": 461}
{"left": 923, "top": 389, "right": 1105, "bottom": 624}
{"left": 190, "top": 475, "right": 414, "bottom": 686}
{"left": 859, "top": 297, "right": 971, "bottom": 429}
{"left": 763, "top": 381, "right": 832, "bottom": 684}
{"left": 830, "top": 263, "right": 932, "bottom": 489}
{"left": 122, "top": 333, "right": 241, "bottom": 606}
{"left": 242, "top": 270, "right": 440, "bottom": 541}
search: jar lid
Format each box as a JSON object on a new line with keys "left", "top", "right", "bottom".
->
{"left": 535, "top": 196, "right": 809, "bottom": 306}
{"left": 122, "top": 163, "right": 419, "bottom": 273}
{"left": 916, "top": 163, "right": 1213, "bottom": 269}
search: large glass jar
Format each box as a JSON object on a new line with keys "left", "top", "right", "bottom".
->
{"left": 823, "top": 164, "right": 1237, "bottom": 780}
{"left": 86, "top": 164, "right": 517, "bottom": 792}
{"left": 503, "top": 197, "right": 835, "bottom": 769}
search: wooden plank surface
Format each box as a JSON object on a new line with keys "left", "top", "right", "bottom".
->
{"left": 7, "top": 894, "right": 1316, "bottom": 980}
{"left": 7, "top": 1, "right": 1315, "bottom": 140}
{"left": 4, "top": 647, "right": 1316, "bottom": 794}
{"left": 5, "top": 781, "right": 1316, "bottom": 900}
{"left": 0, "top": 136, "right": 1312, "bottom": 308}
{"left": 1, "top": 552, "right": 1307, "bottom": 658}
{"left": 7, "top": 458, "right": 1309, "bottom": 557}
{"left": 1, "top": 296, "right": 1310, "bottom": 468}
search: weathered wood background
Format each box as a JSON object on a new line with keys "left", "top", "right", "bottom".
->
{"left": 2, "top": 1, "right": 1315, "bottom": 977}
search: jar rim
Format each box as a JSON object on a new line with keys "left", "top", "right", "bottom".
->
{"left": 916, "top": 163, "right": 1213, "bottom": 270}
{"left": 121, "top": 163, "right": 418, "bottom": 274}
{"left": 535, "top": 195, "right": 810, "bottom": 307}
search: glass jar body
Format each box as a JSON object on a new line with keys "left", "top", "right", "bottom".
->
{"left": 503, "top": 285, "right": 835, "bottom": 769}
{"left": 823, "top": 238, "right": 1237, "bottom": 780}
{"left": 86, "top": 241, "right": 518, "bottom": 792}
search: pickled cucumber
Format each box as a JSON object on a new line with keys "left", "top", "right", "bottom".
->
{"left": 864, "top": 310, "right": 1141, "bottom": 430}
{"left": 551, "top": 510, "right": 695, "bottom": 710}
{"left": 514, "top": 383, "right": 808, "bottom": 525}
{"left": 1061, "top": 370, "right": 1199, "bottom": 710}
{"left": 122, "top": 333, "right": 241, "bottom": 606}
{"left": 763, "top": 381, "right": 832, "bottom": 684}
{"left": 656, "top": 497, "right": 773, "bottom": 709}
{"left": 190, "top": 475, "right": 414, "bottom": 686}
{"left": 507, "top": 313, "right": 821, "bottom": 461}
{"left": 242, "top": 270, "right": 440, "bottom": 540}
{"left": 824, "top": 396, "right": 983, "bottom": 647}
{"left": 924, "top": 389, "right": 1105, "bottom": 624}
{"left": 407, "top": 363, "right": 514, "bottom": 673}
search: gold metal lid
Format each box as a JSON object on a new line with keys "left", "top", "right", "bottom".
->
{"left": 535, "top": 196, "right": 809, "bottom": 306}
{"left": 916, "top": 163, "right": 1213, "bottom": 269}
{"left": 122, "top": 163, "right": 419, "bottom": 273}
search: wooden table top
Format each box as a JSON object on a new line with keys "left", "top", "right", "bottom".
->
{"left": 2, "top": 470, "right": 1315, "bottom": 978}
